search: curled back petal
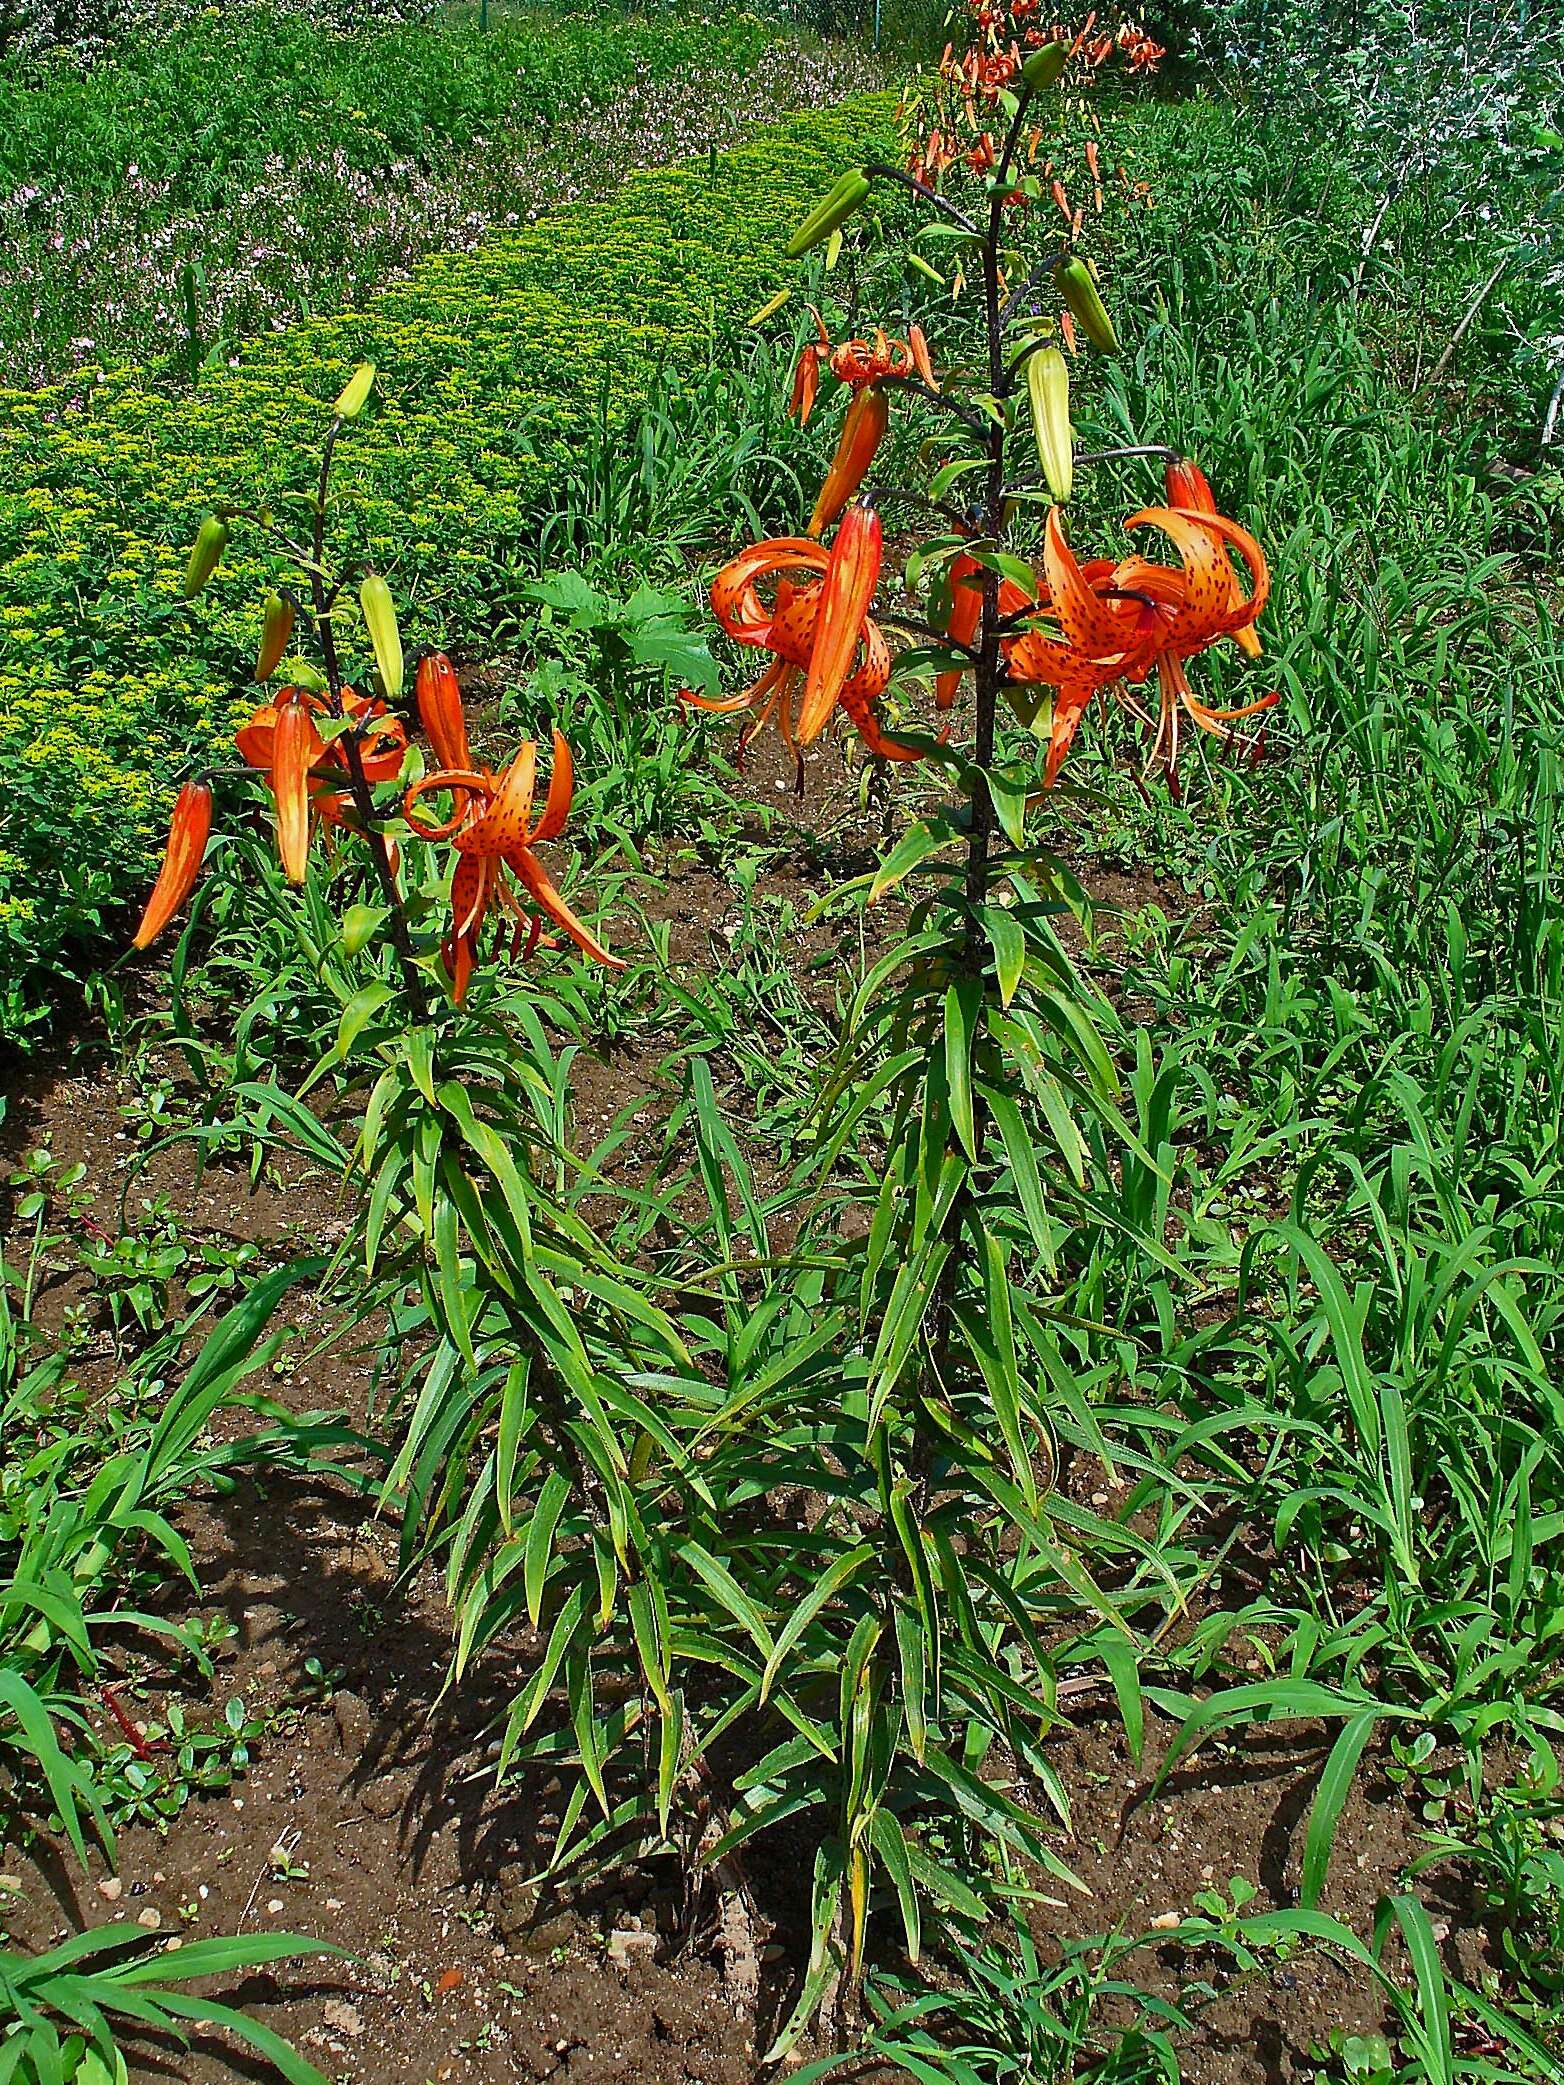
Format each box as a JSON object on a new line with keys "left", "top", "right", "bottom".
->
{"left": 505, "top": 846, "right": 625, "bottom": 970}
{"left": 711, "top": 538, "right": 827, "bottom": 645}
{"left": 1126, "top": 504, "right": 1269, "bottom": 648}
{"left": 679, "top": 657, "right": 788, "bottom": 716}
{"left": 458, "top": 741, "right": 538, "bottom": 856}
{"left": 403, "top": 768, "right": 492, "bottom": 841}
{"left": 530, "top": 729, "right": 575, "bottom": 844}
{"left": 1044, "top": 506, "right": 1131, "bottom": 658}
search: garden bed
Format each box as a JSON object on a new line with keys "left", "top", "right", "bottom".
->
{"left": 0, "top": 840, "right": 1504, "bottom": 2085}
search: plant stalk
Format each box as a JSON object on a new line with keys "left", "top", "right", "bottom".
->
{"left": 310, "top": 417, "right": 428, "bottom": 1018}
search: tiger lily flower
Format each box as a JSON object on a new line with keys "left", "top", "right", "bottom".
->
{"left": 403, "top": 658, "right": 622, "bottom": 999}
{"left": 1164, "top": 457, "right": 1263, "bottom": 657}
{"left": 678, "top": 518, "right": 918, "bottom": 772}
{"left": 1007, "top": 503, "right": 1275, "bottom": 786}
{"left": 132, "top": 780, "right": 213, "bottom": 949}
{"left": 236, "top": 684, "right": 407, "bottom": 883}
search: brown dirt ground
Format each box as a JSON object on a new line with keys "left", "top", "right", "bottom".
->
{"left": 0, "top": 757, "right": 1512, "bottom": 2085}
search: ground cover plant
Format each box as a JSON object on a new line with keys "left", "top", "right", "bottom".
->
{"left": 4, "top": 0, "right": 1564, "bottom": 2079}
{"left": 0, "top": 3, "right": 879, "bottom": 388}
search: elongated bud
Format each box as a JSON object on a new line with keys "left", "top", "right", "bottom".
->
{"left": 789, "top": 342, "right": 820, "bottom": 426}
{"left": 799, "top": 504, "right": 882, "bottom": 745}
{"left": 1022, "top": 39, "right": 1068, "bottom": 89}
{"left": 808, "top": 384, "right": 889, "bottom": 537}
{"left": 272, "top": 699, "right": 319, "bottom": 886}
{"left": 786, "top": 170, "right": 871, "bottom": 260}
{"left": 416, "top": 651, "right": 472, "bottom": 770}
{"left": 183, "top": 514, "right": 229, "bottom": 598}
{"left": 749, "top": 287, "right": 791, "bottom": 327}
{"left": 255, "top": 591, "right": 295, "bottom": 681}
{"left": 360, "top": 572, "right": 404, "bottom": 700}
{"left": 132, "top": 780, "right": 212, "bottom": 948}
{"left": 334, "top": 361, "right": 376, "bottom": 420}
{"left": 907, "top": 253, "right": 945, "bottom": 288}
{"left": 1164, "top": 456, "right": 1215, "bottom": 511}
{"left": 1027, "top": 346, "right": 1074, "bottom": 501}
{"left": 1053, "top": 257, "right": 1119, "bottom": 353}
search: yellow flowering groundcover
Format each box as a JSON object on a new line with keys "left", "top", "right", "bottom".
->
{"left": 0, "top": 93, "right": 895, "bottom": 1035}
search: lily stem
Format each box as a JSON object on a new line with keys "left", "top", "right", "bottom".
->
{"left": 863, "top": 161, "right": 981, "bottom": 236}
{"left": 310, "top": 416, "right": 428, "bottom": 1019}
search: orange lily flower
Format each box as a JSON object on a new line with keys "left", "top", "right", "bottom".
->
{"left": 678, "top": 519, "right": 918, "bottom": 772}
{"left": 403, "top": 658, "right": 622, "bottom": 1000}
{"left": 132, "top": 780, "right": 212, "bottom": 949}
{"left": 236, "top": 684, "right": 408, "bottom": 883}
{"left": 1007, "top": 504, "right": 1275, "bottom": 786}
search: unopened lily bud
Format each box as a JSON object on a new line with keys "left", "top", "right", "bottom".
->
{"left": 799, "top": 503, "right": 882, "bottom": 745}
{"left": 1053, "top": 257, "right": 1119, "bottom": 353}
{"left": 807, "top": 384, "right": 889, "bottom": 538}
{"left": 748, "top": 287, "right": 791, "bottom": 327}
{"left": 255, "top": 591, "right": 295, "bottom": 681}
{"left": 1022, "top": 40, "right": 1068, "bottom": 90}
{"left": 1164, "top": 457, "right": 1216, "bottom": 510}
{"left": 334, "top": 361, "right": 376, "bottom": 420}
{"left": 132, "top": 781, "right": 213, "bottom": 948}
{"left": 183, "top": 515, "right": 229, "bottom": 598}
{"left": 359, "top": 572, "right": 403, "bottom": 701}
{"left": 786, "top": 170, "right": 872, "bottom": 260}
{"left": 416, "top": 652, "right": 472, "bottom": 771}
{"left": 1027, "top": 346, "right": 1073, "bottom": 500}
{"left": 272, "top": 699, "right": 320, "bottom": 886}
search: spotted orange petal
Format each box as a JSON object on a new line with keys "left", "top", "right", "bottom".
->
{"left": 457, "top": 741, "right": 538, "bottom": 857}
{"left": 1043, "top": 506, "right": 1132, "bottom": 659}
